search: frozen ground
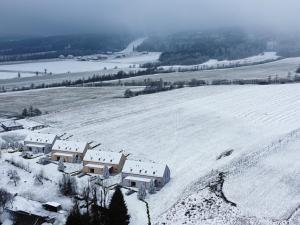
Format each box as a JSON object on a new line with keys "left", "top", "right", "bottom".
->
{"left": 1, "top": 83, "right": 300, "bottom": 224}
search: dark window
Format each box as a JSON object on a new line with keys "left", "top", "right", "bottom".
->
{"left": 131, "top": 181, "right": 136, "bottom": 187}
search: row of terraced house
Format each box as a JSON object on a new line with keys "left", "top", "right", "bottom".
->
{"left": 23, "top": 132, "right": 170, "bottom": 190}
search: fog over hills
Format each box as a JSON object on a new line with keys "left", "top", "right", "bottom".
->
{"left": 1, "top": 0, "right": 300, "bottom": 36}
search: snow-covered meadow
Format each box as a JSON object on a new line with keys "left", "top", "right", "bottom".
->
{"left": 0, "top": 37, "right": 160, "bottom": 80}
{"left": 1, "top": 82, "right": 300, "bottom": 224}
{"left": 0, "top": 52, "right": 160, "bottom": 80}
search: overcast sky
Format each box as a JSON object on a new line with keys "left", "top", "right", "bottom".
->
{"left": 1, "top": 0, "right": 300, "bottom": 36}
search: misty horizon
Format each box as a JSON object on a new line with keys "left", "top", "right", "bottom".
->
{"left": 1, "top": 0, "right": 300, "bottom": 37}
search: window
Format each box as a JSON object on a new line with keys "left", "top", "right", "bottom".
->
{"left": 90, "top": 168, "right": 95, "bottom": 173}
{"left": 131, "top": 181, "right": 136, "bottom": 187}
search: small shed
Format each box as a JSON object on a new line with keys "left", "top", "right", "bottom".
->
{"left": 42, "top": 202, "right": 62, "bottom": 212}
{"left": 83, "top": 150, "right": 126, "bottom": 175}
{"left": 7, "top": 209, "right": 55, "bottom": 225}
{"left": 1, "top": 120, "right": 23, "bottom": 131}
{"left": 24, "top": 132, "right": 57, "bottom": 154}
{"left": 16, "top": 119, "right": 46, "bottom": 131}
{"left": 122, "top": 160, "right": 170, "bottom": 190}
{"left": 51, "top": 140, "right": 90, "bottom": 163}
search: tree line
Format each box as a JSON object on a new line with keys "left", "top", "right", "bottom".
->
{"left": 124, "top": 75, "right": 300, "bottom": 98}
{"left": 21, "top": 106, "right": 42, "bottom": 118}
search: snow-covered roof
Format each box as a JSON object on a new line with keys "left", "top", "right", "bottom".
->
{"left": 124, "top": 176, "right": 152, "bottom": 183}
{"left": 16, "top": 119, "right": 45, "bottom": 129}
{"left": 24, "top": 132, "right": 57, "bottom": 145}
{"left": 52, "top": 140, "right": 88, "bottom": 153}
{"left": 122, "top": 160, "right": 168, "bottom": 178}
{"left": 25, "top": 143, "right": 47, "bottom": 148}
{"left": 83, "top": 150, "right": 124, "bottom": 165}
{"left": 84, "top": 163, "right": 112, "bottom": 169}
{"left": 53, "top": 152, "right": 73, "bottom": 157}
{"left": 1, "top": 120, "right": 23, "bottom": 128}
{"left": 43, "top": 202, "right": 61, "bottom": 208}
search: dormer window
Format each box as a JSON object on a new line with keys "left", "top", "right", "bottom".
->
{"left": 139, "top": 170, "right": 142, "bottom": 173}
{"left": 153, "top": 172, "right": 155, "bottom": 175}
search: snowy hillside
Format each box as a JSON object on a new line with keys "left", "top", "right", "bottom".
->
{"left": 9, "top": 83, "right": 296, "bottom": 224}
{"left": 119, "top": 37, "right": 147, "bottom": 54}
{"left": 160, "top": 52, "right": 281, "bottom": 71}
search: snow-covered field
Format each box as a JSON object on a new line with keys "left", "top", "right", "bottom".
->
{"left": 0, "top": 52, "right": 160, "bottom": 80}
{"left": 1, "top": 83, "right": 300, "bottom": 224}
{"left": 115, "top": 56, "right": 300, "bottom": 83}
{"left": 0, "top": 37, "right": 160, "bottom": 80}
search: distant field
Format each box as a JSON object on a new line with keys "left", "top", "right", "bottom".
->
{"left": 0, "top": 86, "right": 133, "bottom": 115}
{"left": 114, "top": 57, "right": 300, "bottom": 83}
{"left": 1, "top": 57, "right": 299, "bottom": 90}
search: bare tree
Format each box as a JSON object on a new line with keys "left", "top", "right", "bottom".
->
{"left": 137, "top": 184, "right": 146, "bottom": 200}
{"left": 7, "top": 170, "right": 20, "bottom": 186}
{"left": 82, "top": 183, "right": 91, "bottom": 217}
{"left": 58, "top": 158, "right": 65, "bottom": 172}
{"left": 0, "top": 188, "right": 13, "bottom": 212}
{"left": 58, "top": 174, "right": 77, "bottom": 196}
{"left": 34, "top": 169, "right": 44, "bottom": 185}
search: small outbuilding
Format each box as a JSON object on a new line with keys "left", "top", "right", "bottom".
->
{"left": 122, "top": 160, "right": 170, "bottom": 190}
{"left": 51, "top": 140, "right": 90, "bottom": 163}
{"left": 83, "top": 150, "right": 126, "bottom": 175}
{"left": 1, "top": 120, "right": 23, "bottom": 131}
{"left": 17, "top": 119, "right": 46, "bottom": 131}
{"left": 24, "top": 132, "right": 57, "bottom": 154}
{"left": 42, "top": 202, "right": 62, "bottom": 212}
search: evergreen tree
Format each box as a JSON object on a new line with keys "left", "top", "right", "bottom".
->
{"left": 124, "top": 89, "right": 134, "bottom": 98}
{"left": 90, "top": 188, "right": 103, "bottom": 225}
{"left": 22, "top": 108, "right": 28, "bottom": 117}
{"left": 33, "top": 108, "right": 42, "bottom": 116}
{"left": 66, "top": 200, "right": 82, "bottom": 225}
{"left": 108, "top": 186, "right": 130, "bottom": 225}
{"left": 28, "top": 106, "right": 34, "bottom": 117}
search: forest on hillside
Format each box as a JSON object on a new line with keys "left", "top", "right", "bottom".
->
{"left": 137, "top": 29, "right": 268, "bottom": 65}
{"left": 0, "top": 33, "right": 134, "bottom": 62}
